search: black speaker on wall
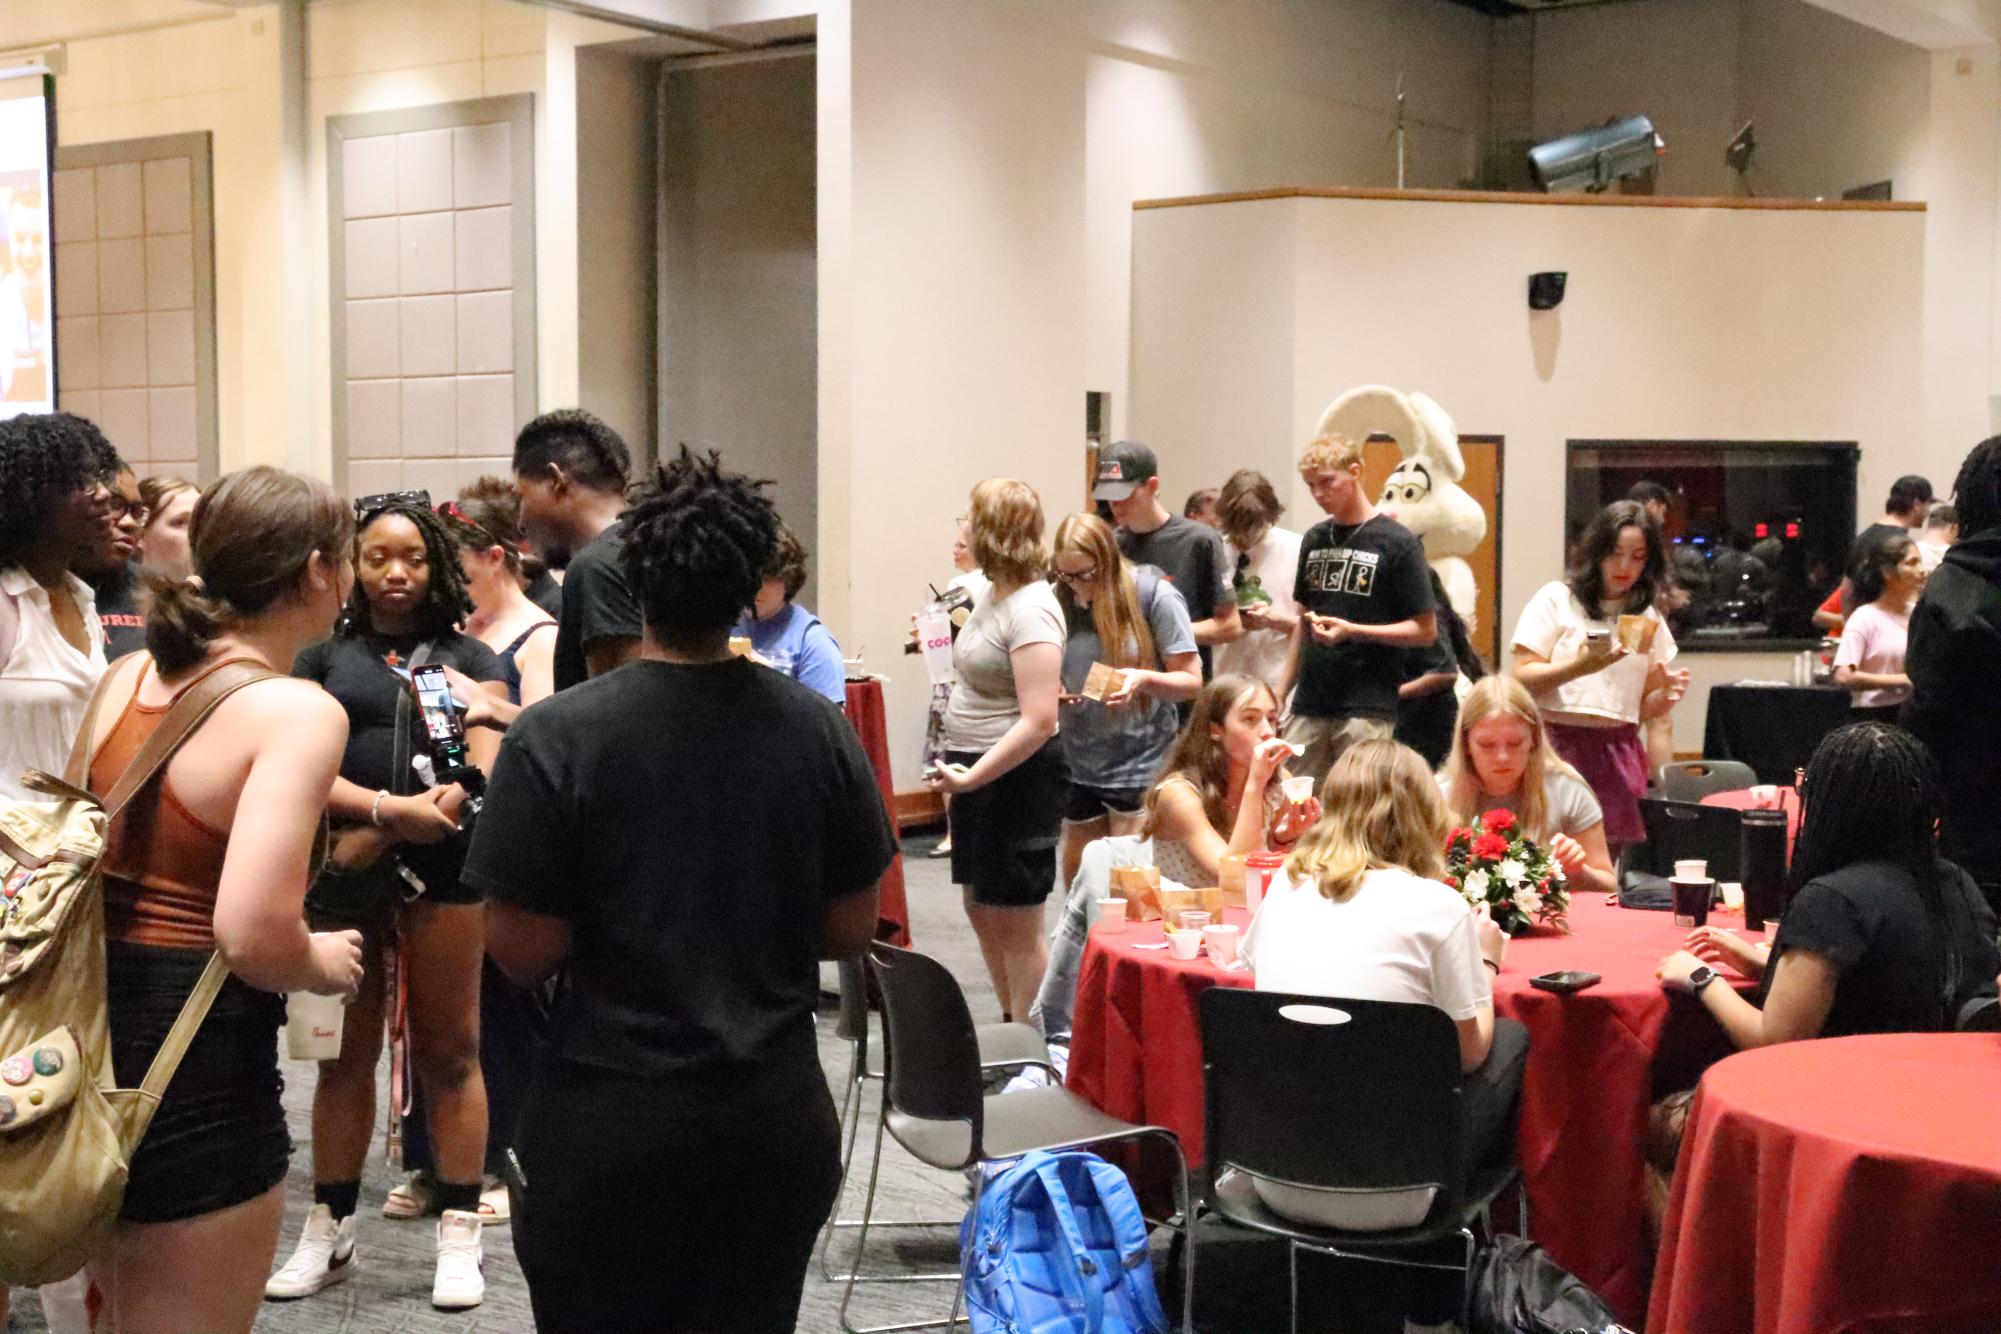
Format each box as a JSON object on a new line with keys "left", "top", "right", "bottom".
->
{"left": 1528, "top": 271, "right": 1567, "bottom": 310}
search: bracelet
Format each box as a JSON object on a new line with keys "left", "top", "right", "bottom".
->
{"left": 1481, "top": 958, "right": 1501, "bottom": 975}
{"left": 370, "top": 789, "right": 389, "bottom": 827}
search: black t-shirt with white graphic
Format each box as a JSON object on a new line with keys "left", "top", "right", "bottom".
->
{"left": 1291, "top": 513, "right": 1434, "bottom": 720}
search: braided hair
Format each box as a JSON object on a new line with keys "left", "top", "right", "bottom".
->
{"left": 1785, "top": 723, "right": 1971, "bottom": 1024}
{"left": 1951, "top": 436, "right": 2001, "bottom": 538}
{"left": 0, "top": 412, "right": 122, "bottom": 568}
{"left": 622, "top": 446, "right": 779, "bottom": 648}
{"left": 340, "top": 502, "right": 473, "bottom": 640}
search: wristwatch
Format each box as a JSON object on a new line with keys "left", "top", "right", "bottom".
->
{"left": 1686, "top": 964, "right": 1718, "bottom": 995}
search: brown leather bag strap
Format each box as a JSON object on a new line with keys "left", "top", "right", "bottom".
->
{"left": 63, "top": 651, "right": 148, "bottom": 789}
{"left": 98, "top": 660, "right": 283, "bottom": 822}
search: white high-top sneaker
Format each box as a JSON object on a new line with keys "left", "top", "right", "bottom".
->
{"left": 433, "top": 1208, "right": 486, "bottom": 1310}
{"left": 264, "top": 1204, "right": 358, "bottom": 1299}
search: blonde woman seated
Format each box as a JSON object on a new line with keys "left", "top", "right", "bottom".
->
{"left": 1243, "top": 740, "right": 1525, "bottom": 1242}
{"left": 1438, "top": 676, "right": 1617, "bottom": 897}
{"left": 1029, "top": 675, "right": 1318, "bottom": 1045}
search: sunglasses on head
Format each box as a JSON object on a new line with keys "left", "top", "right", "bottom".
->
{"left": 353, "top": 489, "right": 432, "bottom": 522}
{"left": 436, "top": 499, "right": 504, "bottom": 548}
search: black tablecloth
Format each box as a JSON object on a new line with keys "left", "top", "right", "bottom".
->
{"left": 1702, "top": 684, "right": 1854, "bottom": 784}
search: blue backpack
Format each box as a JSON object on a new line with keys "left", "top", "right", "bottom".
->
{"left": 959, "top": 1150, "right": 1170, "bottom": 1334}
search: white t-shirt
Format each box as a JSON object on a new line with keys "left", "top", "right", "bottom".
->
{"left": 1510, "top": 581, "right": 1676, "bottom": 726}
{"left": 1833, "top": 601, "right": 1910, "bottom": 709}
{"left": 1240, "top": 864, "right": 1491, "bottom": 1231}
{"left": 940, "top": 581, "right": 1064, "bottom": 752}
{"left": 0, "top": 566, "right": 107, "bottom": 804}
{"left": 1214, "top": 526, "right": 1302, "bottom": 690}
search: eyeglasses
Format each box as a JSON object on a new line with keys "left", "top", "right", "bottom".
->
{"left": 1054, "top": 565, "right": 1099, "bottom": 585}
{"left": 90, "top": 488, "right": 149, "bottom": 524}
{"left": 353, "top": 489, "right": 431, "bottom": 522}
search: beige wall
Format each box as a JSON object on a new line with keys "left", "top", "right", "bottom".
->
{"left": 577, "top": 43, "right": 659, "bottom": 458}
{"left": 1130, "top": 193, "right": 1928, "bottom": 750}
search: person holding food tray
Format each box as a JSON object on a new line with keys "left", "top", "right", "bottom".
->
{"left": 1511, "top": 499, "right": 1688, "bottom": 852}
{"left": 1050, "top": 513, "right": 1203, "bottom": 892}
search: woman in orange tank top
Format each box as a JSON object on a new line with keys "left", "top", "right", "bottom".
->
{"left": 80, "top": 467, "right": 363, "bottom": 1334}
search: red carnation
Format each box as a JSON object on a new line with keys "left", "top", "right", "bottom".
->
{"left": 1445, "top": 876, "right": 1460, "bottom": 890}
{"left": 1472, "top": 832, "right": 1510, "bottom": 861}
{"left": 1449, "top": 827, "right": 1474, "bottom": 847}
{"left": 1482, "top": 809, "right": 1517, "bottom": 833}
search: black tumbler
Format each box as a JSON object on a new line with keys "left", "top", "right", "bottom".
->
{"left": 1741, "top": 807, "right": 1790, "bottom": 930}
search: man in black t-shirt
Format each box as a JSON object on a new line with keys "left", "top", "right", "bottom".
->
{"left": 467, "top": 447, "right": 891, "bottom": 1333}
{"left": 1096, "top": 439, "right": 1240, "bottom": 677}
{"left": 1280, "top": 432, "right": 1436, "bottom": 783}
{"left": 511, "top": 409, "right": 637, "bottom": 691}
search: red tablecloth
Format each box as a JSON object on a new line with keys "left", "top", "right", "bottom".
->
{"left": 1067, "top": 894, "right": 1747, "bottom": 1326}
{"left": 844, "top": 678, "right": 910, "bottom": 946}
{"left": 1651, "top": 1034, "right": 2001, "bottom": 1334}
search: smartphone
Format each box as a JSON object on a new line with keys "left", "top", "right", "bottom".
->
{"left": 410, "top": 664, "right": 466, "bottom": 748}
{"left": 1584, "top": 628, "right": 1611, "bottom": 645}
{"left": 1530, "top": 970, "right": 1601, "bottom": 994}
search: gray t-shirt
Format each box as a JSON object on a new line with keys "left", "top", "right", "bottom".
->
{"left": 1058, "top": 571, "right": 1197, "bottom": 790}
{"left": 941, "top": 581, "right": 1066, "bottom": 752}
{"left": 1439, "top": 767, "right": 1604, "bottom": 843}
{"left": 1117, "top": 515, "right": 1231, "bottom": 674}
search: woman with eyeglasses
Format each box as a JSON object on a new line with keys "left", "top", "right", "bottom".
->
{"left": 0, "top": 411, "right": 121, "bottom": 806}
{"left": 267, "top": 495, "right": 508, "bottom": 1312}
{"left": 1049, "top": 513, "right": 1202, "bottom": 891}
{"left": 81, "top": 461, "right": 153, "bottom": 658}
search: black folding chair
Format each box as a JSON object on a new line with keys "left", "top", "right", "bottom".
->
{"left": 1199, "top": 989, "right": 1523, "bottom": 1334}
{"left": 1656, "top": 759, "right": 1758, "bottom": 803}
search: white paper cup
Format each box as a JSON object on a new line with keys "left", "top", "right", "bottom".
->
{"left": 1166, "top": 929, "right": 1202, "bottom": 961}
{"left": 915, "top": 609, "right": 957, "bottom": 685}
{"left": 1094, "top": 897, "right": 1125, "bottom": 933}
{"left": 1202, "top": 924, "right": 1240, "bottom": 965}
{"left": 285, "top": 991, "right": 344, "bottom": 1061}
{"left": 1674, "top": 859, "right": 1708, "bottom": 881}
{"left": 1749, "top": 784, "right": 1781, "bottom": 809}
{"left": 1281, "top": 775, "right": 1315, "bottom": 805}
{"left": 1719, "top": 881, "right": 1745, "bottom": 911}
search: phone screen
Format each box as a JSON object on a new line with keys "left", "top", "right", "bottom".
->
{"left": 411, "top": 665, "right": 466, "bottom": 746}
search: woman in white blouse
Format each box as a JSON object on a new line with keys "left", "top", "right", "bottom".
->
{"left": 1511, "top": 501, "right": 1690, "bottom": 852}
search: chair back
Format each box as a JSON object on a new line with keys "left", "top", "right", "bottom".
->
{"left": 835, "top": 957, "right": 870, "bottom": 1046}
{"left": 1199, "top": 989, "right": 1466, "bottom": 1218}
{"left": 1958, "top": 996, "right": 2001, "bottom": 1033}
{"left": 867, "top": 942, "right": 986, "bottom": 1136}
{"left": 1658, "top": 759, "right": 1757, "bottom": 803}
{"left": 1632, "top": 797, "right": 1743, "bottom": 881}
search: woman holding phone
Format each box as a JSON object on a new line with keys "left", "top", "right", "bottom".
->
{"left": 267, "top": 497, "right": 507, "bottom": 1312}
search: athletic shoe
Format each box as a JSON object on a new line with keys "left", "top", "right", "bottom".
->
{"left": 433, "top": 1209, "right": 485, "bottom": 1309}
{"left": 264, "top": 1204, "right": 357, "bottom": 1300}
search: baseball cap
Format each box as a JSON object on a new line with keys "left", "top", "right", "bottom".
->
{"left": 1093, "top": 440, "right": 1159, "bottom": 502}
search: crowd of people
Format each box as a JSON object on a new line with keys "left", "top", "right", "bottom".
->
{"left": 4, "top": 399, "right": 2000, "bottom": 1332}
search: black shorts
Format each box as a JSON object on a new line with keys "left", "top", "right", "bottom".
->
{"left": 946, "top": 741, "right": 1068, "bottom": 908}
{"left": 107, "top": 941, "right": 290, "bottom": 1223}
{"left": 305, "top": 842, "right": 481, "bottom": 931}
{"left": 1063, "top": 782, "right": 1148, "bottom": 824}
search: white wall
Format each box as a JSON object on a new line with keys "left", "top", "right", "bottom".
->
{"left": 1130, "top": 193, "right": 1927, "bottom": 750}
{"left": 658, "top": 53, "right": 818, "bottom": 596}
{"left": 577, "top": 44, "right": 659, "bottom": 455}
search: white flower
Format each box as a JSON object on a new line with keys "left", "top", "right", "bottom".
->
{"left": 1498, "top": 858, "right": 1526, "bottom": 887}
{"left": 1464, "top": 869, "right": 1491, "bottom": 899}
{"left": 1513, "top": 886, "right": 1543, "bottom": 917}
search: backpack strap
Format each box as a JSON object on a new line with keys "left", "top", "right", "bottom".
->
{"left": 1028, "top": 1155, "right": 1108, "bottom": 1330}
{"left": 62, "top": 651, "right": 148, "bottom": 790}
{"left": 98, "top": 659, "right": 281, "bottom": 822}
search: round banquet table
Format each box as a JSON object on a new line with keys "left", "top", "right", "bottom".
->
{"left": 1650, "top": 1034, "right": 2001, "bottom": 1334}
{"left": 1066, "top": 893, "right": 1750, "bottom": 1327}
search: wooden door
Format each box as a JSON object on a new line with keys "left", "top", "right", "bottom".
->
{"left": 1362, "top": 435, "right": 1504, "bottom": 668}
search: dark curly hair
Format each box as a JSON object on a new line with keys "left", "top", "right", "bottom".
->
{"left": 623, "top": 446, "right": 779, "bottom": 649}
{"left": 1951, "top": 437, "right": 2001, "bottom": 538}
{"left": 340, "top": 502, "right": 473, "bottom": 640}
{"left": 0, "top": 412, "right": 122, "bottom": 568}
{"left": 512, "top": 408, "right": 630, "bottom": 496}
{"left": 1566, "top": 499, "right": 1666, "bottom": 616}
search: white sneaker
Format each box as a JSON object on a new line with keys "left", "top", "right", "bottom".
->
{"left": 433, "top": 1209, "right": 485, "bottom": 1309}
{"left": 265, "top": 1204, "right": 357, "bottom": 1300}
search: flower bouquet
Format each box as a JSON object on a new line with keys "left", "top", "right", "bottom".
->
{"left": 1444, "top": 808, "right": 1569, "bottom": 935}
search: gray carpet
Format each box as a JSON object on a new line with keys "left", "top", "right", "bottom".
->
{"left": 7, "top": 830, "right": 1057, "bottom": 1333}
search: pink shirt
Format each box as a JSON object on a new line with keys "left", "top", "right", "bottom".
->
{"left": 1832, "top": 601, "right": 1910, "bottom": 709}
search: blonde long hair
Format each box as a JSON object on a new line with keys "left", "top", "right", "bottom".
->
{"left": 1439, "top": 675, "right": 1586, "bottom": 842}
{"left": 1284, "top": 739, "right": 1447, "bottom": 901}
{"left": 1052, "top": 513, "right": 1156, "bottom": 670}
